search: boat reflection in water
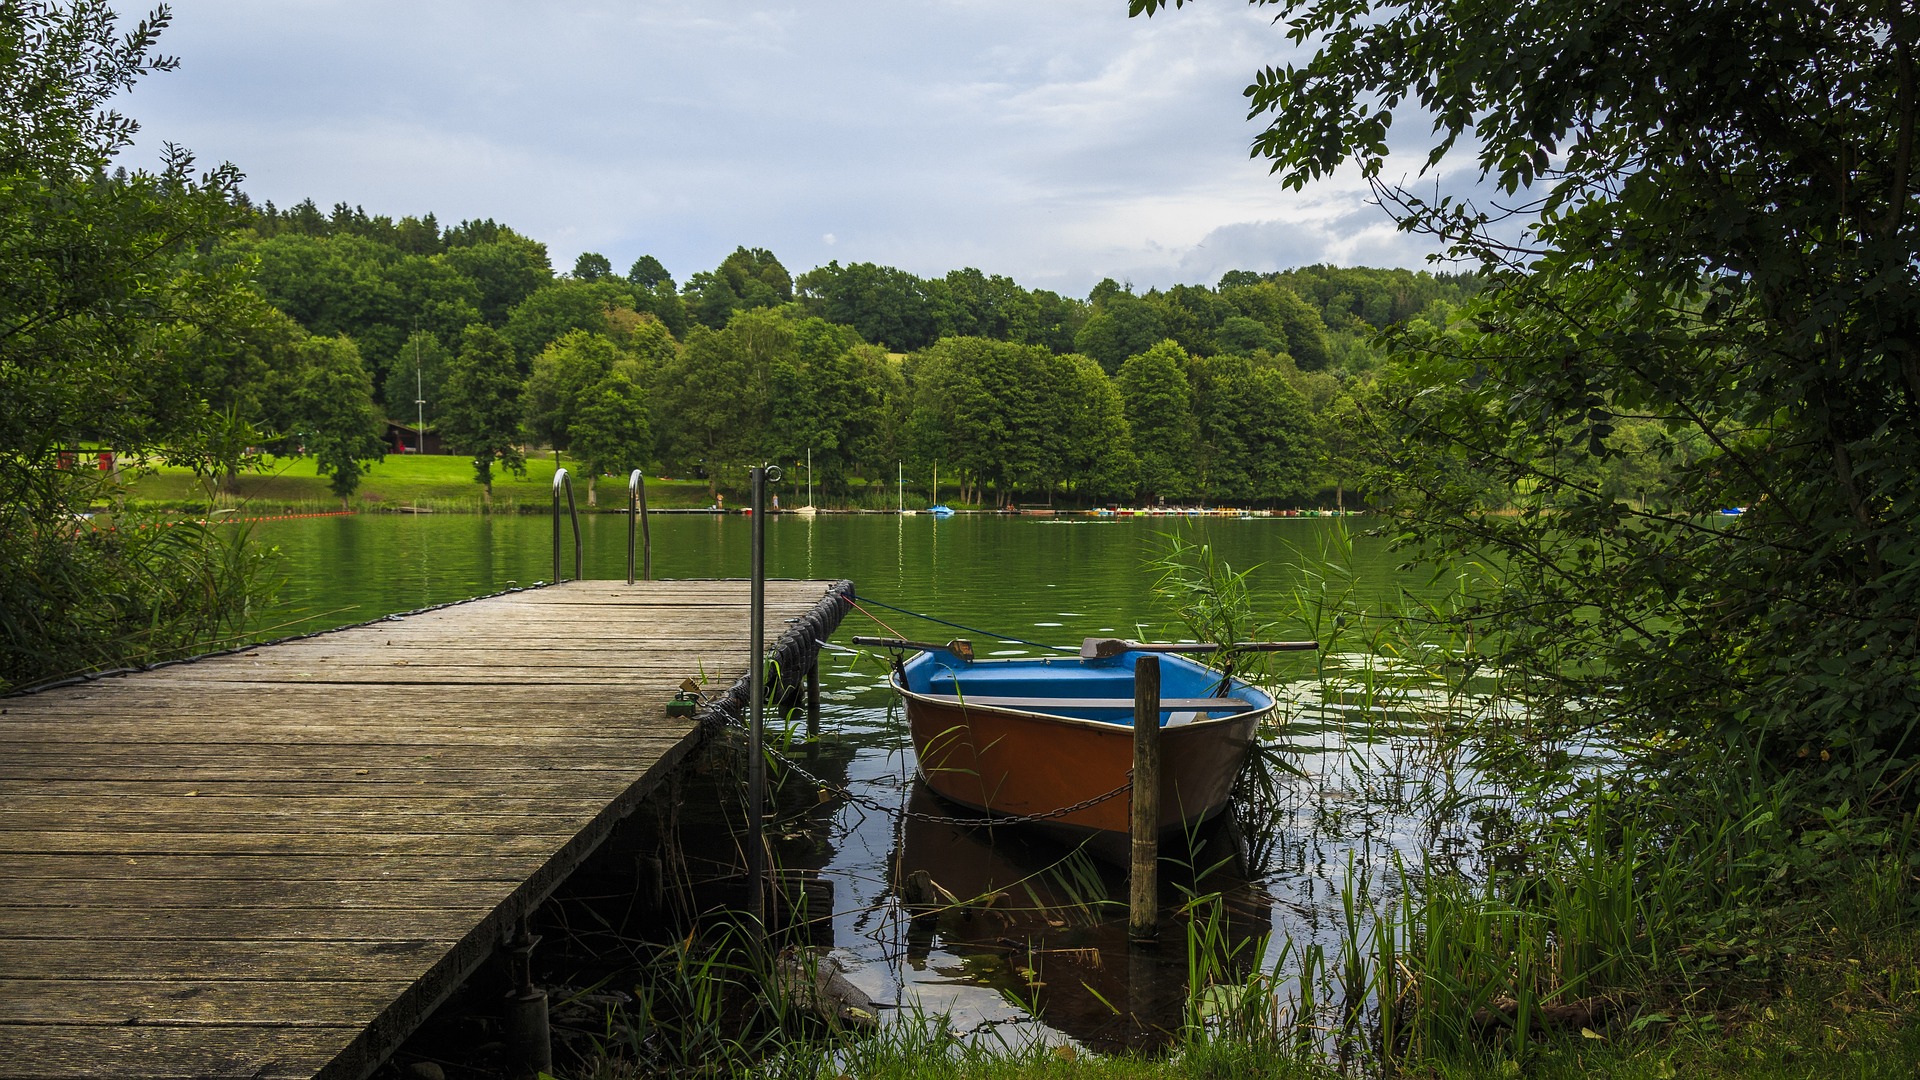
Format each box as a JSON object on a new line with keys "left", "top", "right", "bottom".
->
{"left": 888, "top": 782, "right": 1274, "bottom": 1052}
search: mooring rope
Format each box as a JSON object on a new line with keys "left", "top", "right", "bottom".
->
{"left": 849, "top": 594, "right": 1075, "bottom": 653}
{"left": 842, "top": 596, "right": 907, "bottom": 639}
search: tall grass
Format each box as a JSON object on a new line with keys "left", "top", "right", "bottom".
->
{"left": 1143, "top": 523, "right": 1920, "bottom": 1074}
{"left": 543, "top": 526, "right": 1920, "bottom": 1078}
{"left": 1, "top": 507, "right": 282, "bottom": 692}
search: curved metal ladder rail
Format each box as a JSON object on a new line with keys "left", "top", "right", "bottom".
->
{"left": 628, "top": 469, "right": 651, "bottom": 583}
{"left": 551, "top": 468, "right": 582, "bottom": 583}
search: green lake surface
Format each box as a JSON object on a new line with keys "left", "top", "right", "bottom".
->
{"left": 247, "top": 510, "right": 1404, "bottom": 641}
{"left": 248, "top": 511, "right": 1451, "bottom": 1053}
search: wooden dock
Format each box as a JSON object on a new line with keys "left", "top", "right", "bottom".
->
{"left": 0, "top": 578, "right": 851, "bottom": 1080}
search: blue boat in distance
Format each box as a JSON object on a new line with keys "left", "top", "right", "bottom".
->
{"left": 928, "top": 504, "right": 955, "bottom": 518}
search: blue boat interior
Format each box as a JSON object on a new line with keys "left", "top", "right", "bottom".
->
{"left": 899, "top": 648, "right": 1274, "bottom": 727}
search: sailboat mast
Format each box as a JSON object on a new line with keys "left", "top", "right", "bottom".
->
{"left": 806, "top": 448, "right": 813, "bottom": 508}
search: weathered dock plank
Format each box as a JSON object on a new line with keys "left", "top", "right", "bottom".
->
{"left": 0, "top": 578, "right": 850, "bottom": 1080}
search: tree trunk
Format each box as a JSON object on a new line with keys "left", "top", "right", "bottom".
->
{"left": 1336, "top": 483, "right": 1344, "bottom": 511}
{"left": 587, "top": 474, "right": 597, "bottom": 507}
{"left": 482, "top": 480, "right": 493, "bottom": 512}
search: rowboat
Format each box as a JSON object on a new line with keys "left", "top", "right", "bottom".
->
{"left": 858, "top": 635, "right": 1309, "bottom": 859}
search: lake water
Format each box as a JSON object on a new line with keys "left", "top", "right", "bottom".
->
{"left": 247, "top": 511, "right": 1469, "bottom": 1054}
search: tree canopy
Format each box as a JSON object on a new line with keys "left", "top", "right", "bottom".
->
{"left": 0, "top": 1, "right": 273, "bottom": 690}
{"left": 1134, "top": 0, "right": 1920, "bottom": 808}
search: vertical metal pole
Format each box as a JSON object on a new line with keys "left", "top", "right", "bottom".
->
{"left": 502, "top": 921, "right": 551, "bottom": 1079}
{"left": 806, "top": 661, "right": 821, "bottom": 737}
{"left": 897, "top": 460, "right": 903, "bottom": 514}
{"left": 747, "top": 465, "right": 767, "bottom": 927}
{"left": 568, "top": 481, "right": 581, "bottom": 581}
{"left": 628, "top": 469, "right": 651, "bottom": 584}
{"left": 551, "top": 468, "right": 565, "bottom": 584}
{"left": 1130, "top": 656, "right": 1161, "bottom": 941}
{"left": 638, "top": 470, "right": 652, "bottom": 580}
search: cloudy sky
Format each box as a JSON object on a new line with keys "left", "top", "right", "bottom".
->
{"left": 127, "top": 0, "right": 1458, "bottom": 297}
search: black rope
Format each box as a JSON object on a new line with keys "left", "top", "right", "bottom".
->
{"left": 849, "top": 593, "right": 1074, "bottom": 653}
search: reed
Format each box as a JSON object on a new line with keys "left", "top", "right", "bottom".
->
{"left": 546, "top": 526, "right": 1920, "bottom": 1078}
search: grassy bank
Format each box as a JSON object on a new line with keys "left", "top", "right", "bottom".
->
{"left": 109, "top": 453, "right": 721, "bottom": 513}
{"left": 108, "top": 454, "right": 979, "bottom": 514}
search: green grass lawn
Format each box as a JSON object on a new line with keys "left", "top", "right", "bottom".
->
{"left": 112, "top": 453, "right": 721, "bottom": 513}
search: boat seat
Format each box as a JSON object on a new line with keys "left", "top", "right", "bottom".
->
{"left": 919, "top": 694, "right": 1258, "bottom": 712}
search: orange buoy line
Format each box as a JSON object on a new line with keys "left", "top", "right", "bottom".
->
{"left": 77, "top": 510, "right": 358, "bottom": 535}
{"left": 202, "top": 510, "right": 359, "bottom": 524}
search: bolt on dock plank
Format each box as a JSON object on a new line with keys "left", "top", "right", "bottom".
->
{"left": 0, "top": 578, "right": 852, "bottom": 1080}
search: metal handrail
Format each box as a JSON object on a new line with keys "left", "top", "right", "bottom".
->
{"left": 628, "top": 469, "right": 651, "bottom": 583}
{"left": 552, "top": 468, "right": 581, "bottom": 583}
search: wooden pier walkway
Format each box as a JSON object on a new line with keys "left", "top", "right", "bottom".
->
{"left": 0, "top": 578, "right": 851, "bottom": 1080}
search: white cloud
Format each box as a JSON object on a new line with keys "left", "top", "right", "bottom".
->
{"left": 130, "top": 0, "right": 1490, "bottom": 297}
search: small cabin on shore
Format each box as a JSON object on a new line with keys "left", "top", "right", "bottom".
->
{"left": 385, "top": 420, "right": 446, "bottom": 455}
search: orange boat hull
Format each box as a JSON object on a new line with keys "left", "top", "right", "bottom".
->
{"left": 902, "top": 690, "right": 1260, "bottom": 854}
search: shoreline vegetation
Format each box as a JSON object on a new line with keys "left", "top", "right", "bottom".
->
{"left": 90, "top": 452, "right": 1373, "bottom": 516}
{"left": 415, "top": 532, "right": 1920, "bottom": 1080}
{"left": 10, "top": 2, "right": 1920, "bottom": 1078}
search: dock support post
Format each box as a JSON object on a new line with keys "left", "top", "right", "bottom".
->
{"left": 502, "top": 921, "right": 551, "bottom": 1079}
{"left": 806, "top": 661, "right": 820, "bottom": 737}
{"left": 747, "top": 465, "right": 769, "bottom": 929}
{"left": 1129, "top": 656, "right": 1161, "bottom": 941}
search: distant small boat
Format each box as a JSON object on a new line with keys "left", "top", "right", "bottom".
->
{"left": 1720, "top": 507, "right": 1745, "bottom": 516}
{"left": 858, "top": 635, "right": 1309, "bottom": 859}
{"left": 927, "top": 504, "right": 954, "bottom": 518}
{"left": 791, "top": 505, "right": 818, "bottom": 516}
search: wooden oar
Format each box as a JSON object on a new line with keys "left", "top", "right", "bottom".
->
{"left": 1079, "top": 637, "right": 1318, "bottom": 660}
{"left": 851, "top": 636, "right": 975, "bottom": 662}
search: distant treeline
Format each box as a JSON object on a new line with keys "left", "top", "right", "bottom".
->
{"left": 210, "top": 196, "right": 1489, "bottom": 505}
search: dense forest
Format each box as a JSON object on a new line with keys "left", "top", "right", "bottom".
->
{"left": 206, "top": 195, "right": 1504, "bottom": 506}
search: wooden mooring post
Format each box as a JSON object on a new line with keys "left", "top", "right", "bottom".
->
{"left": 1129, "top": 655, "right": 1161, "bottom": 941}
{"left": 747, "top": 466, "right": 770, "bottom": 928}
